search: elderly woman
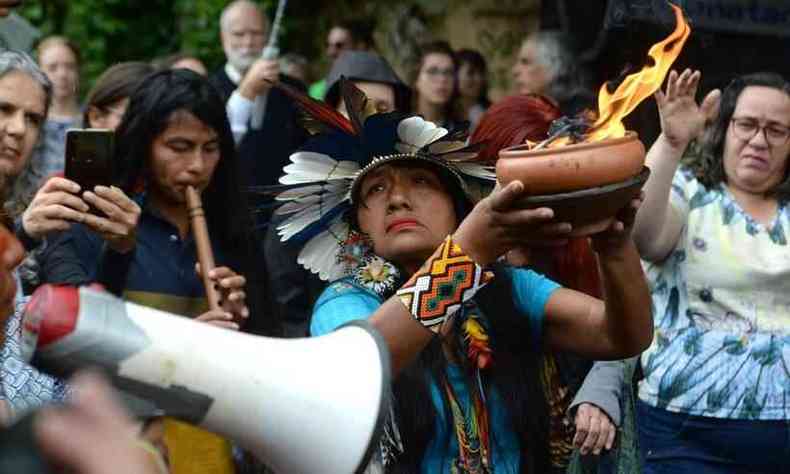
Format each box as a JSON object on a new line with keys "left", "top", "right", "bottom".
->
{"left": 271, "top": 80, "right": 652, "bottom": 473}
{"left": 632, "top": 69, "right": 790, "bottom": 472}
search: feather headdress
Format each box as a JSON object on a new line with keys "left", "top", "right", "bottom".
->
{"left": 266, "top": 78, "right": 495, "bottom": 281}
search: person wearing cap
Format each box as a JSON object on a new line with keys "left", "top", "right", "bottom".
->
{"left": 323, "top": 50, "right": 412, "bottom": 116}
{"left": 266, "top": 80, "right": 653, "bottom": 472}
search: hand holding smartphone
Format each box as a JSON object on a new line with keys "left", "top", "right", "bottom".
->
{"left": 64, "top": 129, "right": 114, "bottom": 209}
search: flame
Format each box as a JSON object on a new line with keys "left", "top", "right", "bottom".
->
{"left": 550, "top": 3, "right": 690, "bottom": 147}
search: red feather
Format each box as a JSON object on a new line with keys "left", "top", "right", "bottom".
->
{"left": 273, "top": 80, "right": 356, "bottom": 136}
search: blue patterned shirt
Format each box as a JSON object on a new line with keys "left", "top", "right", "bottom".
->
{"left": 638, "top": 167, "right": 790, "bottom": 420}
{"left": 312, "top": 268, "right": 560, "bottom": 473}
{"left": 1, "top": 273, "right": 68, "bottom": 418}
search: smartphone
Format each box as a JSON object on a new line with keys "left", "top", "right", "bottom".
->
{"left": 64, "top": 129, "right": 115, "bottom": 196}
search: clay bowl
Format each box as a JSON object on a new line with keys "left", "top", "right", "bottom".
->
{"left": 496, "top": 132, "right": 648, "bottom": 237}
{"left": 496, "top": 132, "right": 646, "bottom": 195}
{"left": 511, "top": 167, "right": 650, "bottom": 237}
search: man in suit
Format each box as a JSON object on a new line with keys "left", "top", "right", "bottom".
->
{"left": 209, "top": 0, "right": 306, "bottom": 192}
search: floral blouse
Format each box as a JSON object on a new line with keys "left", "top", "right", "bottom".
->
{"left": 638, "top": 167, "right": 790, "bottom": 420}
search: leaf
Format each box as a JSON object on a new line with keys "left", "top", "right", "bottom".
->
{"left": 662, "top": 286, "right": 680, "bottom": 327}
{"left": 721, "top": 200, "right": 737, "bottom": 225}
{"left": 738, "top": 384, "right": 766, "bottom": 420}
{"left": 751, "top": 337, "right": 781, "bottom": 366}
{"left": 689, "top": 188, "right": 717, "bottom": 210}
{"left": 769, "top": 220, "right": 787, "bottom": 246}
{"left": 723, "top": 335, "right": 749, "bottom": 356}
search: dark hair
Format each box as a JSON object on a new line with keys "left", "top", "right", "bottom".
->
{"left": 456, "top": 48, "right": 490, "bottom": 108}
{"left": 412, "top": 41, "right": 464, "bottom": 125}
{"left": 390, "top": 265, "right": 551, "bottom": 473}
{"left": 151, "top": 52, "right": 205, "bottom": 72}
{"left": 334, "top": 19, "right": 376, "bottom": 50}
{"left": 691, "top": 72, "right": 790, "bottom": 201}
{"left": 114, "top": 69, "right": 276, "bottom": 335}
{"left": 350, "top": 162, "right": 550, "bottom": 472}
{"left": 82, "top": 62, "right": 155, "bottom": 127}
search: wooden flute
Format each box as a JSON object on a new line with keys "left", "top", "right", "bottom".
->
{"left": 185, "top": 185, "right": 222, "bottom": 311}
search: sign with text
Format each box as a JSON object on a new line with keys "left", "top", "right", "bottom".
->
{"left": 606, "top": 0, "right": 790, "bottom": 37}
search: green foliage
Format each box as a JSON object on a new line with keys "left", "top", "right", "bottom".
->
{"left": 18, "top": 0, "right": 382, "bottom": 95}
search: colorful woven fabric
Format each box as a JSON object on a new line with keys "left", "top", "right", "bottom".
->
{"left": 396, "top": 235, "right": 494, "bottom": 332}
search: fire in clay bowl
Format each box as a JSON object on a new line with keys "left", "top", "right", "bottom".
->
{"left": 495, "top": 3, "right": 690, "bottom": 236}
{"left": 497, "top": 133, "right": 648, "bottom": 236}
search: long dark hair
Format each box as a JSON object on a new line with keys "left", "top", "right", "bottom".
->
{"left": 691, "top": 72, "right": 790, "bottom": 201}
{"left": 82, "top": 62, "right": 155, "bottom": 127}
{"left": 389, "top": 264, "right": 551, "bottom": 473}
{"left": 456, "top": 48, "right": 491, "bottom": 109}
{"left": 355, "top": 168, "right": 551, "bottom": 472}
{"left": 114, "top": 69, "right": 276, "bottom": 335}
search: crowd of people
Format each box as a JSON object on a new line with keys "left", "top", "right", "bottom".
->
{"left": 0, "top": 0, "right": 789, "bottom": 473}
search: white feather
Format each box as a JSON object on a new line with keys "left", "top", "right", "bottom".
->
{"left": 275, "top": 195, "right": 322, "bottom": 215}
{"left": 279, "top": 152, "right": 359, "bottom": 184}
{"left": 276, "top": 192, "right": 348, "bottom": 240}
{"left": 298, "top": 221, "right": 350, "bottom": 281}
{"left": 275, "top": 182, "right": 347, "bottom": 202}
{"left": 456, "top": 162, "right": 496, "bottom": 180}
{"left": 396, "top": 116, "right": 447, "bottom": 152}
{"left": 275, "top": 184, "right": 324, "bottom": 201}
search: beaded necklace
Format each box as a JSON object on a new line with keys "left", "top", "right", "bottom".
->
{"left": 344, "top": 233, "right": 494, "bottom": 471}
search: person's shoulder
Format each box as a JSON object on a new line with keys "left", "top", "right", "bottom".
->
{"left": 311, "top": 277, "right": 382, "bottom": 336}
{"left": 315, "top": 277, "right": 379, "bottom": 306}
{"left": 207, "top": 69, "right": 234, "bottom": 98}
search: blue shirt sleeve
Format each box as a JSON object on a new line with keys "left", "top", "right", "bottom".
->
{"left": 310, "top": 281, "right": 382, "bottom": 336}
{"left": 510, "top": 268, "right": 561, "bottom": 344}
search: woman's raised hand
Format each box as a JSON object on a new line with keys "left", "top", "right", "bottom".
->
{"left": 454, "top": 180, "right": 573, "bottom": 266}
{"left": 655, "top": 69, "right": 721, "bottom": 149}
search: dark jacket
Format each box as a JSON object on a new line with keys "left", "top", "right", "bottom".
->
{"left": 208, "top": 70, "right": 308, "bottom": 190}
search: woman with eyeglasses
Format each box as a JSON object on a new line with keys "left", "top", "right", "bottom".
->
{"left": 631, "top": 69, "right": 790, "bottom": 473}
{"left": 411, "top": 41, "right": 464, "bottom": 129}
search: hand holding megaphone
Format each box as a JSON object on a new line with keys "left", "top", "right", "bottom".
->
{"left": 22, "top": 285, "right": 390, "bottom": 474}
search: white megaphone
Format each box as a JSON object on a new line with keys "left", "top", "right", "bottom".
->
{"left": 21, "top": 285, "right": 390, "bottom": 474}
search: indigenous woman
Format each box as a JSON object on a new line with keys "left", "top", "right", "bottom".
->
{"left": 470, "top": 94, "right": 634, "bottom": 473}
{"left": 272, "top": 81, "right": 653, "bottom": 473}
{"left": 632, "top": 69, "right": 790, "bottom": 472}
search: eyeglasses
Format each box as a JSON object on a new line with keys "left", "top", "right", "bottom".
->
{"left": 423, "top": 67, "right": 456, "bottom": 79}
{"left": 730, "top": 117, "right": 790, "bottom": 147}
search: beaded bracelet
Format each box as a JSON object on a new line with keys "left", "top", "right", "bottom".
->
{"left": 396, "top": 235, "right": 494, "bottom": 333}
